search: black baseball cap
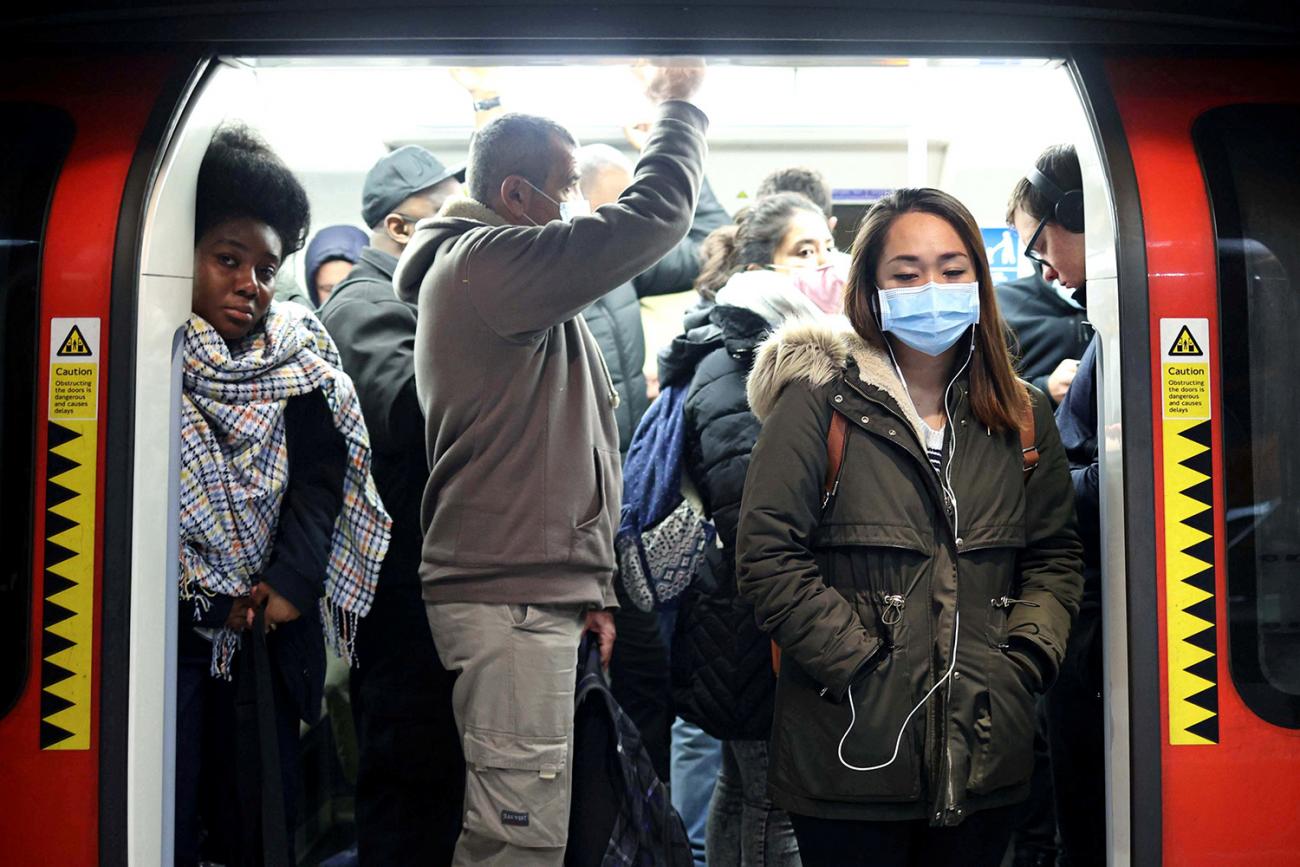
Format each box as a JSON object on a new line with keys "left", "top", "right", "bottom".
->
{"left": 361, "top": 145, "right": 465, "bottom": 228}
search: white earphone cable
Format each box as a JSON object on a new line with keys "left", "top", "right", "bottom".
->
{"left": 837, "top": 611, "right": 961, "bottom": 772}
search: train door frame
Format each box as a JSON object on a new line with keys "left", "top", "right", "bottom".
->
{"left": 103, "top": 53, "right": 211, "bottom": 867}
{"left": 1073, "top": 54, "right": 1157, "bottom": 867}
{"left": 112, "top": 47, "right": 1142, "bottom": 865}
{"left": 116, "top": 55, "right": 273, "bottom": 867}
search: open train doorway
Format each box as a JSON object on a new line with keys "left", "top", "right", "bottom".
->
{"left": 125, "top": 54, "right": 1119, "bottom": 866}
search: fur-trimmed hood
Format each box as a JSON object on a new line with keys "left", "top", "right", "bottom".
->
{"left": 746, "top": 321, "right": 928, "bottom": 445}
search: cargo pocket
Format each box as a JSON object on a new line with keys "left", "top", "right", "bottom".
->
{"left": 462, "top": 728, "right": 569, "bottom": 849}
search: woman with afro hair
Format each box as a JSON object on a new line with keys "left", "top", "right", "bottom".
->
{"left": 175, "top": 124, "right": 390, "bottom": 866}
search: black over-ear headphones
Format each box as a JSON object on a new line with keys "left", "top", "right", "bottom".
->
{"left": 1027, "top": 167, "right": 1085, "bottom": 234}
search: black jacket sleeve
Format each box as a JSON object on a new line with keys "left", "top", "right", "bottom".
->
{"left": 179, "top": 593, "right": 234, "bottom": 629}
{"left": 632, "top": 178, "right": 731, "bottom": 299}
{"left": 261, "top": 390, "right": 348, "bottom": 616}
{"left": 319, "top": 289, "right": 422, "bottom": 452}
{"left": 1055, "top": 336, "right": 1101, "bottom": 571}
{"left": 1071, "top": 461, "right": 1100, "bottom": 558}
{"left": 1031, "top": 372, "right": 1054, "bottom": 405}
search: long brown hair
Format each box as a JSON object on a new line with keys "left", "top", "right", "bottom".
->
{"left": 843, "top": 188, "right": 1028, "bottom": 432}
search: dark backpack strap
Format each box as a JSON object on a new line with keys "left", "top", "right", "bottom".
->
{"left": 251, "top": 609, "right": 291, "bottom": 867}
{"left": 1020, "top": 394, "right": 1039, "bottom": 481}
{"left": 775, "top": 410, "right": 852, "bottom": 676}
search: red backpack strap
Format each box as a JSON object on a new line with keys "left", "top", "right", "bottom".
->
{"left": 823, "top": 411, "right": 850, "bottom": 509}
{"left": 1020, "top": 394, "right": 1039, "bottom": 481}
{"left": 776, "top": 409, "right": 851, "bottom": 677}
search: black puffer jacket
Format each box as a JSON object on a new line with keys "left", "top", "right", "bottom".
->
{"left": 658, "top": 302, "right": 777, "bottom": 741}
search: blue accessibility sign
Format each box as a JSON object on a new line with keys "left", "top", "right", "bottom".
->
{"left": 982, "top": 227, "right": 1020, "bottom": 285}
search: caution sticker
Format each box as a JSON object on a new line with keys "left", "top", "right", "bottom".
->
{"left": 50, "top": 319, "right": 100, "bottom": 420}
{"left": 1161, "top": 319, "right": 1210, "bottom": 419}
{"left": 40, "top": 318, "right": 99, "bottom": 750}
{"left": 1160, "top": 318, "right": 1218, "bottom": 746}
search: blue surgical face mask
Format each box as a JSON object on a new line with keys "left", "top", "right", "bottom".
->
{"left": 876, "top": 281, "right": 980, "bottom": 356}
{"left": 521, "top": 179, "right": 590, "bottom": 224}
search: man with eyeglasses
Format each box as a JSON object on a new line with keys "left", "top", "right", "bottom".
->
{"left": 1007, "top": 143, "right": 1105, "bottom": 867}
{"left": 316, "top": 145, "right": 467, "bottom": 864}
{"left": 1007, "top": 145, "right": 1091, "bottom": 407}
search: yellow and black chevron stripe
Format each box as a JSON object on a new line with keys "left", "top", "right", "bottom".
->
{"left": 40, "top": 419, "right": 95, "bottom": 750}
{"left": 1163, "top": 417, "right": 1218, "bottom": 745}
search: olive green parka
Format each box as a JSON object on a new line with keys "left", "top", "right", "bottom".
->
{"left": 736, "top": 322, "right": 1083, "bottom": 826}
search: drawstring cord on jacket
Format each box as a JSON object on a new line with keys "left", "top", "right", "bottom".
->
{"left": 838, "top": 328, "right": 975, "bottom": 774}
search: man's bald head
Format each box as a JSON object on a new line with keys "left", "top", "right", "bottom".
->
{"left": 577, "top": 144, "right": 634, "bottom": 208}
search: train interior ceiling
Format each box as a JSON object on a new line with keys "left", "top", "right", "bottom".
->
{"left": 146, "top": 54, "right": 1096, "bottom": 863}
{"left": 181, "top": 55, "right": 1090, "bottom": 353}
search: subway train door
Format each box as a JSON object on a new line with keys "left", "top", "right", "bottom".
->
{"left": 1095, "top": 57, "right": 1300, "bottom": 864}
{"left": 0, "top": 55, "right": 191, "bottom": 865}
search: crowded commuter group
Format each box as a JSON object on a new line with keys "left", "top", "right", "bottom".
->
{"left": 176, "top": 60, "right": 1105, "bottom": 867}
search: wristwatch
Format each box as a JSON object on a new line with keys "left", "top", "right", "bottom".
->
{"left": 472, "top": 95, "right": 501, "bottom": 112}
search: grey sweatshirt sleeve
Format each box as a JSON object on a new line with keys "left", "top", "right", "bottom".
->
{"left": 464, "top": 101, "right": 709, "bottom": 341}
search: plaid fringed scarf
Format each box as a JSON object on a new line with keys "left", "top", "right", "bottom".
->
{"left": 179, "top": 301, "right": 391, "bottom": 678}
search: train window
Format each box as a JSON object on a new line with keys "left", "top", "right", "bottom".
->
{"left": 1195, "top": 104, "right": 1300, "bottom": 728}
{"left": 0, "top": 104, "right": 75, "bottom": 720}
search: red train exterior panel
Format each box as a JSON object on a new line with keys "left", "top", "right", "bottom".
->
{"left": 0, "top": 56, "right": 174, "bottom": 865}
{"left": 1107, "top": 57, "right": 1300, "bottom": 865}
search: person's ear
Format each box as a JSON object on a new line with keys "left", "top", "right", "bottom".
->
{"left": 384, "top": 213, "right": 413, "bottom": 245}
{"left": 499, "top": 175, "right": 533, "bottom": 223}
{"left": 828, "top": 215, "right": 838, "bottom": 231}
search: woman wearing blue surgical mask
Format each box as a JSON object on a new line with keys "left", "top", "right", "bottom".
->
{"left": 660, "top": 191, "right": 838, "bottom": 867}
{"left": 734, "top": 188, "right": 1083, "bottom": 867}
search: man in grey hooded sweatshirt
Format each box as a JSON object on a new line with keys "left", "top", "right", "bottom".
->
{"left": 393, "top": 63, "right": 709, "bottom": 866}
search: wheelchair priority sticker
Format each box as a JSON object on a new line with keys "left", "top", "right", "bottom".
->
{"left": 1159, "top": 318, "right": 1218, "bottom": 746}
{"left": 40, "top": 317, "right": 100, "bottom": 750}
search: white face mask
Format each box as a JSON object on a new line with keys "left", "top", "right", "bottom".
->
{"left": 559, "top": 199, "right": 591, "bottom": 221}
{"left": 522, "top": 179, "right": 590, "bottom": 224}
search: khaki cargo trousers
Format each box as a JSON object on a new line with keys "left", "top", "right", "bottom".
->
{"left": 426, "top": 601, "right": 586, "bottom": 866}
